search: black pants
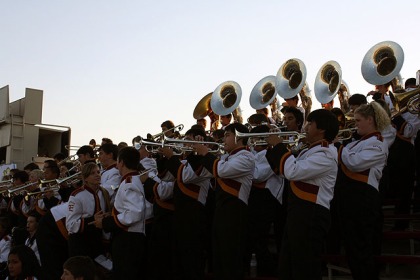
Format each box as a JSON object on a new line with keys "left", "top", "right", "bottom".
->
{"left": 247, "top": 188, "right": 285, "bottom": 276}
{"left": 112, "top": 231, "right": 146, "bottom": 280}
{"left": 279, "top": 194, "right": 330, "bottom": 280}
{"left": 213, "top": 198, "right": 248, "bottom": 280}
{"left": 337, "top": 182, "right": 382, "bottom": 280}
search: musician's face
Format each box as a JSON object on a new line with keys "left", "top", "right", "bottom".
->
{"left": 43, "top": 167, "right": 56, "bottom": 180}
{"left": 283, "top": 113, "right": 299, "bottom": 131}
{"left": 26, "top": 216, "right": 38, "bottom": 234}
{"left": 61, "top": 269, "right": 76, "bottom": 280}
{"left": 354, "top": 113, "right": 374, "bottom": 136}
{"left": 304, "top": 121, "right": 325, "bottom": 144}
{"left": 220, "top": 115, "right": 231, "bottom": 126}
{"left": 84, "top": 166, "right": 101, "bottom": 186}
{"left": 223, "top": 131, "right": 239, "bottom": 153}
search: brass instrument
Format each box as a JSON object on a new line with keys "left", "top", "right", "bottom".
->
{"left": 299, "top": 82, "right": 312, "bottom": 119}
{"left": 276, "top": 58, "right": 307, "bottom": 99}
{"left": 164, "top": 137, "right": 224, "bottom": 153}
{"left": 211, "top": 81, "right": 242, "bottom": 116}
{"left": 193, "top": 92, "right": 213, "bottom": 119}
{"left": 337, "top": 128, "right": 357, "bottom": 141}
{"left": 314, "top": 61, "right": 342, "bottom": 105}
{"left": 7, "top": 181, "right": 40, "bottom": 195}
{"left": 151, "top": 124, "right": 184, "bottom": 141}
{"left": 39, "top": 172, "right": 82, "bottom": 187}
{"left": 249, "top": 76, "right": 277, "bottom": 110}
{"left": 25, "top": 186, "right": 60, "bottom": 200}
{"left": 361, "top": 41, "right": 404, "bottom": 85}
{"left": 235, "top": 130, "right": 305, "bottom": 145}
{"left": 337, "top": 80, "right": 351, "bottom": 114}
{"left": 392, "top": 87, "right": 420, "bottom": 117}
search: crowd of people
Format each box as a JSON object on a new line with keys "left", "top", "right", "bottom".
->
{"left": 0, "top": 76, "right": 419, "bottom": 280}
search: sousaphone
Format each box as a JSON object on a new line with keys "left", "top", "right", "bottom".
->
{"left": 314, "top": 61, "right": 342, "bottom": 104}
{"left": 249, "top": 75, "right": 277, "bottom": 110}
{"left": 193, "top": 92, "right": 213, "bottom": 119}
{"left": 275, "top": 58, "right": 307, "bottom": 99}
{"left": 361, "top": 41, "right": 404, "bottom": 85}
{"left": 210, "top": 81, "right": 242, "bottom": 116}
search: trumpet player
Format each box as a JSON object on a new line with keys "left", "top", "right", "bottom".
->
{"left": 94, "top": 147, "right": 148, "bottom": 279}
{"left": 265, "top": 109, "right": 339, "bottom": 280}
{"left": 194, "top": 123, "right": 255, "bottom": 280}
{"left": 66, "top": 162, "right": 111, "bottom": 259}
{"left": 159, "top": 128, "right": 212, "bottom": 279}
{"left": 97, "top": 143, "right": 121, "bottom": 203}
{"left": 247, "top": 125, "right": 286, "bottom": 277}
{"left": 20, "top": 170, "right": 44, "bottom": 218}
{"left": 8, "top": 171, "right": 30, "bottom": 228}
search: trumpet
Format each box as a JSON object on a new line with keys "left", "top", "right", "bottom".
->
{"left": 136, "top": 139, "right": 179, "bottom": 154}
{"left": 164, "top": 137, "right": 224, "bottom": 153}
{"left": 150, "top": 124, "right": 184, "bottom": 141}
{"left": 40, "top": 172, "right": 82, "bottom": 186}
{"left": 7, "top": 181, "right": 41, "bottom": 195}
{"left": 25, "top": 186, "right": 60, "bottom": 200}
{"left": 235, "top": 130, "right": 305, "bottom": 145}
{"left": 0, "top": 179, "right": 13, "bottom": 185}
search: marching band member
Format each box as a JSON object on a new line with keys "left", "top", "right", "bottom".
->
{"left": 160, "top": 128, "right": 212, "bottom": 279}
{"left": 368, "top": 82, "right": 394, "bottom": 111}
{"left": 336, "top": 102, "right": 390, "bottom": 279}
{"left": 97, "top": 143, "right": 121, "bottom": 203}
{"left": 282, "top": 106, "right": 304, "bottom": 132}
{"left": 195, "top": 123, "right": 255, "bottom": 280}
{"left": 248, "top": 125, "right": 285, "bottom": 277}
{"left": 66, "top": 162, "right": 111, "bottom": 259}
{"left": 283, "top": 95, "right": 306, "bottom": 121}
{"left": 94, "top": 147, "right": 147, "bottom": 279}
{"left": 142, "top": 156, "right": 175, "bottom": 280}
{"left": 36, "top": 161, "right": 61, "bottom": 215}
{"left": 20, "top": 170, "right": 43, "bottom": 218}
{"left": 8, "top": 171, "right": 29, "bottom": 228}
{"left": 76, "top": 146, "right": 96, "bottom": 165}
{"left": 265, "top": 109, "right": 339, "bottom": 280}
{"left": 220, "top": 114, "right": 232, "bottom": 129}
{"left": 25, "top": 211, "right": 41, "bottom": 265}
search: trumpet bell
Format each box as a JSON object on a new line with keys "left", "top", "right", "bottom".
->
{"left": 276, "top": 58, "right": 307, "bottom": 99}
{"left": 361, "top": 41, "right": 404, "bottom": 85}
{"left": 249, "top": 76, "right": 277, "bottom": 110}
{"left": 314, "top": 61, "right": 342, "bottom": 104}
{"left": 211, "top": 81, "right": 242, "bottom": 116}
{"left": 193, "top": 92, "right": 213, "bottom": 119}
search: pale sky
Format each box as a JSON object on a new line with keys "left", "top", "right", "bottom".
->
{"left": 1, "top": 0, "right": 420, "bottom": 149}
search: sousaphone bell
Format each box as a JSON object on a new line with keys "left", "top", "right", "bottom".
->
{"left": 249, "top": 76, "right": 277, "bottom": 110}
{"left": 211, "top": 81, "right": 242, "bottom": 116}
{"left": 193, "top": 92, "right": 213, "bottom": 119}
{"left": 314, "top": 61, "right": 342, "bottom": 104}
{"left": 276, "top": 58, "right": 307, "bottom": 99}
{"left": 361, "top": 41, "right": 404, "bottom": 85}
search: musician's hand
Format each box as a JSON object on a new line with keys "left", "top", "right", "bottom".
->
{"left": 194, "top": 135, "right": 204, "bottom": 142}
{"left": 193, "top": 144, "right": 209, "bottom": 156}
{"left": 266, "top": 134, "right": 282, "bottom": 147}
{"left": 93, "top": 210, "right": 108, "bottom": 229}
{"left": 158, "top": 147, "right": 174, "bottom": 159}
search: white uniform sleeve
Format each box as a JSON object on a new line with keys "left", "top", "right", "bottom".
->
{"left": 341, "top": 144, "right": 385, "bottom": 172}
{"left": 284, "top": 150, "right": 336, "bottom": 181}
{"left": 66, "top": 195, "right": 84, "bottom": 233}
{"left": 115, "top": 183, "right": 145, "bottom": 226}
{"left": 217, "top": 152, "right": 255, "bottom": 179}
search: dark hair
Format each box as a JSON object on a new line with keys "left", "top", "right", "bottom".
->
{"left": 185, "top": 128, "right": 206, "bottom": 138}
{"left": 161, "top": 120, "right": 175, "bottom": 129}
{"left": 221, "top": 114, "right": 232, "bottom": 119}
{"left": 63, "top": 256, "right": 96, "bottom": 280}
{"left": 27, "top": 211, "right": 41, "bottom": 223}
{"left": 44, "top": 160, "right": 60, "bottom": 177}
{"left": 250, "top": 125, "right": 269, "bottom": 134}
{"left": 53, "top": 153, "right": 66, "bottom": 162}
{"left": 81, "top": 162, "right": 99, "bottom": 180}
{"left": 117, "top": 142, "right": 128, "bottom": 151}
{"left": 118, "top": 147, "right": 140, "bottom": 170}
{"left": 76, "top": 145, "right": 95, "bottom": 158}
{"left": 13, "top": 171, "right": 29, "bottom": 184}
{"left": 348, "top": 94, "right": 367, "bottom": 106}
{"left": 211, "top": 129, "right": 225, "bottom": 142}
{"left": 8, "top": 245, "right": 41, "bottom": 279}
{"left": 101, "top": 138, "right": 113, "bottom": 145}
{"left": 225, "top": 123, "right": 249, "bottom": 146}
{"left": 283, "top": 106, "right": 304, "bottom": 130}
{"left": 98, "top": 143, "right": 118, "bottom": 161}
{"left": 256, "top": 107, "right": 269, "bottom": 115}
{"left": 190, "top": 124, "right": 205, "bottom": 132}
{"left": 132, "top": 135, "right": 142, "bottom": 145}
{"left": 89, "top": 139, "right": 96, "bottom": 146}
{"left": 405, "top": 77, "right": 417, "bottom": 89}
{"left": 23, "top": 163, "right": 39, "bottom": 172}
{"left": 330, "top": 107, "right": 346, "bottom": 128}
{"left": 306, "top": 109, "right": 339, "bottom": 142}
{"left": 285, "top": 95, "right": 299, "bottom": 101}
{"left": 197, "top": 118, "right": 207, "bottom": 126}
